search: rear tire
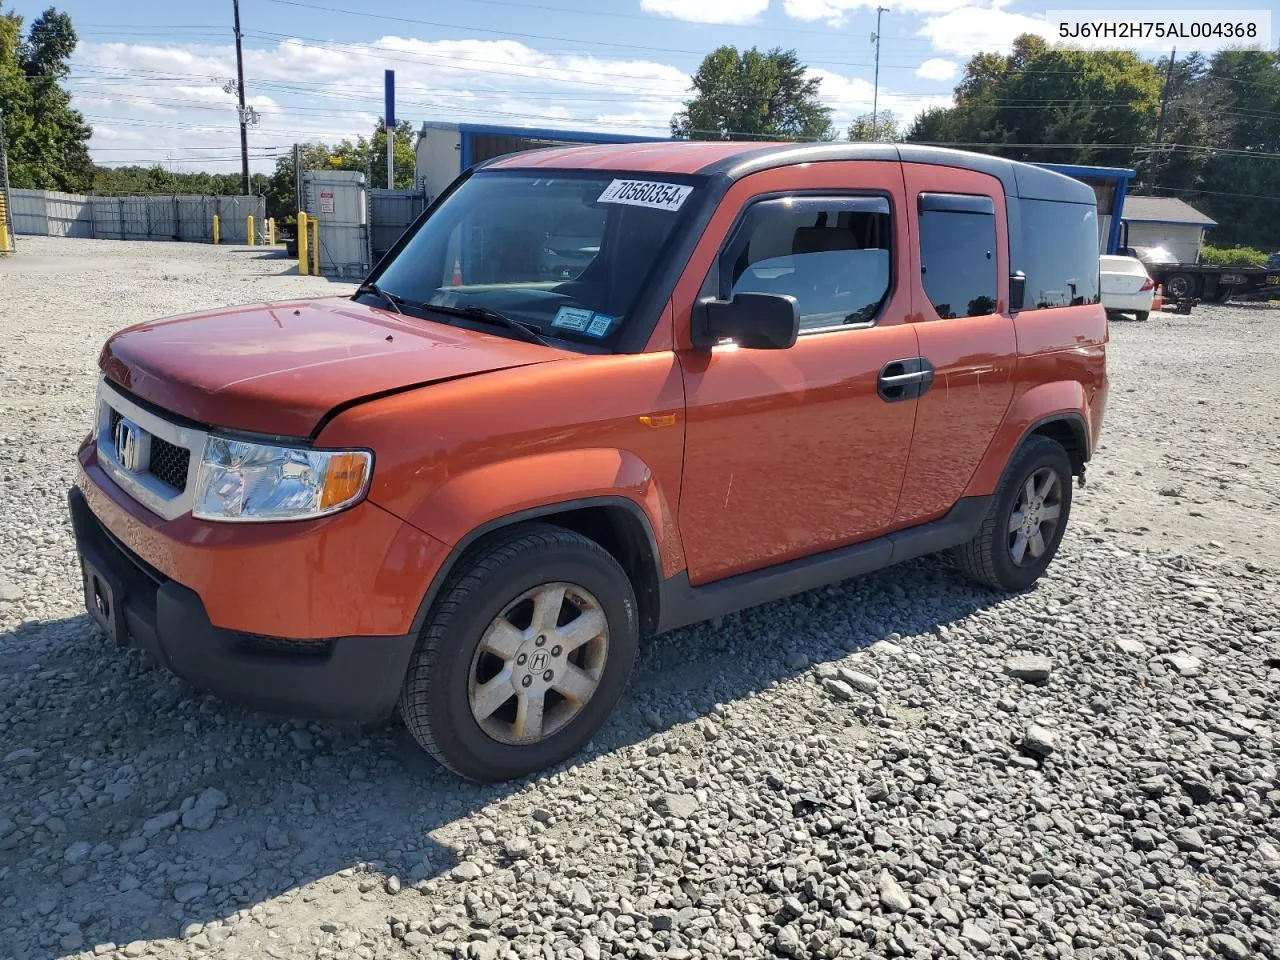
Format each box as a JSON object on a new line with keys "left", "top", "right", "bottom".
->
{"left": 952, "top": 436, "right": 1073, "bottom": 592}
{"left": 1133, "top": 311, "right": 1149, "bottom": 322}
{"left": 399, "top": 524, "right": 638, "bottom": 782}
{"left": 1164, "top": 272, "right": 1198, "bottom": 301}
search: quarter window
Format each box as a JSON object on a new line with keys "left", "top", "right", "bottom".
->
{"left": 725, "top": 196, "right": 892, "bottom": 332}
{"left": 1015, "top": 198, "right": 1100, "bottom": 309}
{"left": 917, "top": 193, "right": 997, "bottom": 319}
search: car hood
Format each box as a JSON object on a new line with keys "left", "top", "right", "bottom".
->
{"left": 100, "top": 297, "right": 574, "bottom": 437}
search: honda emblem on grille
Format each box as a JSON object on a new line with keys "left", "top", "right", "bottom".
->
{"left": 114, "top": 418, "right": 145, "bottom": 473}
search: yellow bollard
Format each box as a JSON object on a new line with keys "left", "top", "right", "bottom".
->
{"left": 310, "top": 217, "right": 320, "bottom": 276}
{"left": 0, "top": 194, "right": 10, "bottom": 254}
{"left": 212, "top": 214, "right": 220, "bottom": 245}
{"left": 246, "top": 215, "right": 255, "bottom": 247}
{"left": 268, "top": 218, "right": 277, "bottom": 245}
{"left": 297, "top": 212, "right": 309, "bottom": 275}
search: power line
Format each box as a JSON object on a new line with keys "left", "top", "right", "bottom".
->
{"left": 1146, "top": 185, "right": 1280, "bottom": 204}
{"left": 256, "top": 0, "right": 915, "bottom": 42}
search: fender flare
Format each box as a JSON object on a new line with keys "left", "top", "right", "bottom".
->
{"left": 404, "top": 478, "right": 671, "bottom": 641}
{"left": 964, "top": 382, "right": 1092, "bottom": 498}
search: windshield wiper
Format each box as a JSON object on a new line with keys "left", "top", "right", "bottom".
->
{"left": 354, "top": 281, "right": 404, "bottom": 315}
{"left": 425, "top": 303, "right": 553, "bottom": 347}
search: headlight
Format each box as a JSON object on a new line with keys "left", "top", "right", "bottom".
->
{"left": 192, "top": 436, "right": 372, "bottom": 522}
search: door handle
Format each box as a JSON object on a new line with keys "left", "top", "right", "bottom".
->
{"left": 879, "top": 371, "right": 929, "bottom": 385}
{"left": 878, "top": 357, "right": 934, "bottom": 402}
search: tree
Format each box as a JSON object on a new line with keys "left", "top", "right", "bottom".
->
{"left": 1, "top": 5, "right": 92, "bottom": 191}
{"left": 672, "top": 46, "right": 833, "bottom": 142}
{"left": 904, "top": 34, "right": 1162, "bottom": 167}
{"left": 263, "top": 142, "right": 333, "bottom": 228}
{"left": 364, "top": 119, "right": 416, "bottom": 190}
{"left": 848, "top": 111, "right": 901, "bottom": 142}
{"left": 902, "top": 36, "right": 1280, "bottom": 252}
{"left": 1189, "top": 49, "right": 1280, "bottom": 250}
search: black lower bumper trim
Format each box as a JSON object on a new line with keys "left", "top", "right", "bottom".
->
{"left": 68, "top": 486, "right": 416, "bottom": 723}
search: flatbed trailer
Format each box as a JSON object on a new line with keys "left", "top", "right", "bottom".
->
{"left": 1139, "top": 261, "right": 1280, "bottom": 303}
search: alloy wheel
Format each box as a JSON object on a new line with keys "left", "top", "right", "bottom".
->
{"left": 1008, "top": 467, "right": 1063, "bottom": 566}
{"left": 467, "top": 582, "right": 609, "bottom": 745}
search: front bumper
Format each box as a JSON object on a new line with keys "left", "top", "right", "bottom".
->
{"left": 69, "top": 486, "right": 416, "bottom": 722}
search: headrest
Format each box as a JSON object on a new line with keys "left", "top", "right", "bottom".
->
{"left": 792, "top": 227, "right": 857, "bottom": 256}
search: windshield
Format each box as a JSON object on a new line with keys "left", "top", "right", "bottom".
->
{"left": 371, "top": 171, "right": 700, "bottom": 348}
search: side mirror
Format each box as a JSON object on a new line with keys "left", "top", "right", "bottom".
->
{"left": 692, "top": 292, "right": 800, "bottom": 350}
{"left": 1010, "top": 272, "right": 1026, "bottom": 313}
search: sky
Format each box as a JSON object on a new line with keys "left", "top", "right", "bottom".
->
{"left": 6, "top": 0, "right": 1274, "bottom": 175}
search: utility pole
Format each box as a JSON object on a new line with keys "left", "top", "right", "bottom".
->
{"left": 1155, "top": 47, "right": 1176, "bottom": 146}
{"left": 233, "top": 0, "right": 250, "bottom": 194}
{"left": 1152, "top": 47, "right": 1176, "bottom": 190}
{"left": 870, "top": 7, "right": 888, "bottom": 142}
{"left": 293, "top": 142, "right": 302, "bottom": 217}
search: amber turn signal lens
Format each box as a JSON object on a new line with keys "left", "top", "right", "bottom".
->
{"left": 320, "top": 452, "right": 371, "bottom": 510}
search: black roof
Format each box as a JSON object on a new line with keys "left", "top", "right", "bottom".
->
{"left": 699, "top": 142, "right": 1097, "bottom": 206}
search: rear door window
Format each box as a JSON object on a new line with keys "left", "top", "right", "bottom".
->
{"left": 723, "top": 196, "right": 893, "bottom": 332}
{"left": 916, "top": 193, "right": 997, "bottom": 319}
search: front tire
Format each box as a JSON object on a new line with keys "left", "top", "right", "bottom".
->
{"left": 399, "top": 524, "right": 638, "bottom": 782}
{"left": 953, "top": 436, "right": 1073, "bottom": 591}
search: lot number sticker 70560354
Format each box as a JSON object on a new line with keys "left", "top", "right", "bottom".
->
{"left": 597, "top": 179, "right": 693, "bottom": 212}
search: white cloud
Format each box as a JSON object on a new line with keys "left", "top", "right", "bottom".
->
{"left": 915, "top": 7, "right": 1050, "bottom": 55}
{"left": 784, "top": 0, "right": 977, "bottom": 27}
{"left": 810, "top": 68, "right": 953, "bottom": 127}
{"left": 71, "top": 35, "right": 936, "bottom": 172}
{"left": 640, "top": 0, "right": 770, "bottom": 25}
{"left": 915, "top": 57, "right": 959, "bottom": 82}
{"left": 73, "top": 36, "right": 694, "bottom": 173}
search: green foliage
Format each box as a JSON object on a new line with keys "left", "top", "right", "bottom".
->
{"left": 905, "top": 35, "right": 1162, "bottom": 166}
{"left": 261, "top": 120, "right": 416, "bottom": 230}
{"left": 88, "top": 165, "right": 267, "bottom": 197}
{"left": 1, "top": 4, "right": 93, "bottom": 192}
{"left": 848, "top": 111, "right": 901, "bottom": 143}
{"left": 672, "top": 46, "right": 833, "bottom": 142}
{"left": 1200, "top": 244, "right": 1267, "bottom": 268}
{"left": 905, "top": 36, "right": 1280, "bottom": 251}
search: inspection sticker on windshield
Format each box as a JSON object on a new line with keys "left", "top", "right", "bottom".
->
{"left": 551, "top": 306, "right": 594, "bottom": 332}
{"left": 597, "top": 179, "right": 692, "bottom": 212}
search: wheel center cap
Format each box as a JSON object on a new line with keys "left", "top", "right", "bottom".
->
{"left": 529, "top": 650, "right": 549, "bottom": 673}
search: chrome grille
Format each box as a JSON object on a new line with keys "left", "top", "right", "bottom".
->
{"left": 96, "top": 378, "right": 209, "bottom": 521}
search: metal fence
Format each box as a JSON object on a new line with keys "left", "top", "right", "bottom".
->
{"left": 369, "top": 188, "right": 427, "bottom": 262}
{"left": 9, "top": 190, "right": 266, "bottom": 244}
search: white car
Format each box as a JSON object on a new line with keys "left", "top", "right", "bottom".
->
{"left": 1100, "top": 254, "right": 1156, "bottom": 321}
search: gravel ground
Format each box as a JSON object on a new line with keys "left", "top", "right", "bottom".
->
{"left": 1, "top": 237, "right": 1277, "bottom": 960}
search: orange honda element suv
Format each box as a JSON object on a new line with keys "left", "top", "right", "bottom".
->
{"left": 71, "top": 143, "right": 1108, "bottom": 781}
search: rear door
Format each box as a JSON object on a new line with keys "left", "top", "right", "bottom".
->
{"left": 894, "top": 165, "right": 1016, "bottom": 528}
{"left": 675, "top": 162, "right": 922, "bottom": 585}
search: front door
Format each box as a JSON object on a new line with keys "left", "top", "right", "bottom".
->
{"left": 677, "top": 175, "right": 922, "bottom": 585}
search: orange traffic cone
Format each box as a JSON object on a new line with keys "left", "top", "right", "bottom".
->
{"left": 1152, "top": 283, "right": 1163, "bottom": 312}
{"left": 451, "top": 256, "right": 463, "bottom": 286}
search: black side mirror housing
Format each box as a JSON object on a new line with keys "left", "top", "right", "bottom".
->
{"left": 1010, "top": 272, "right": 1026, "bottom": 313}
{"left": 692, "top": 292, "right": 800, "bottom": 350}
